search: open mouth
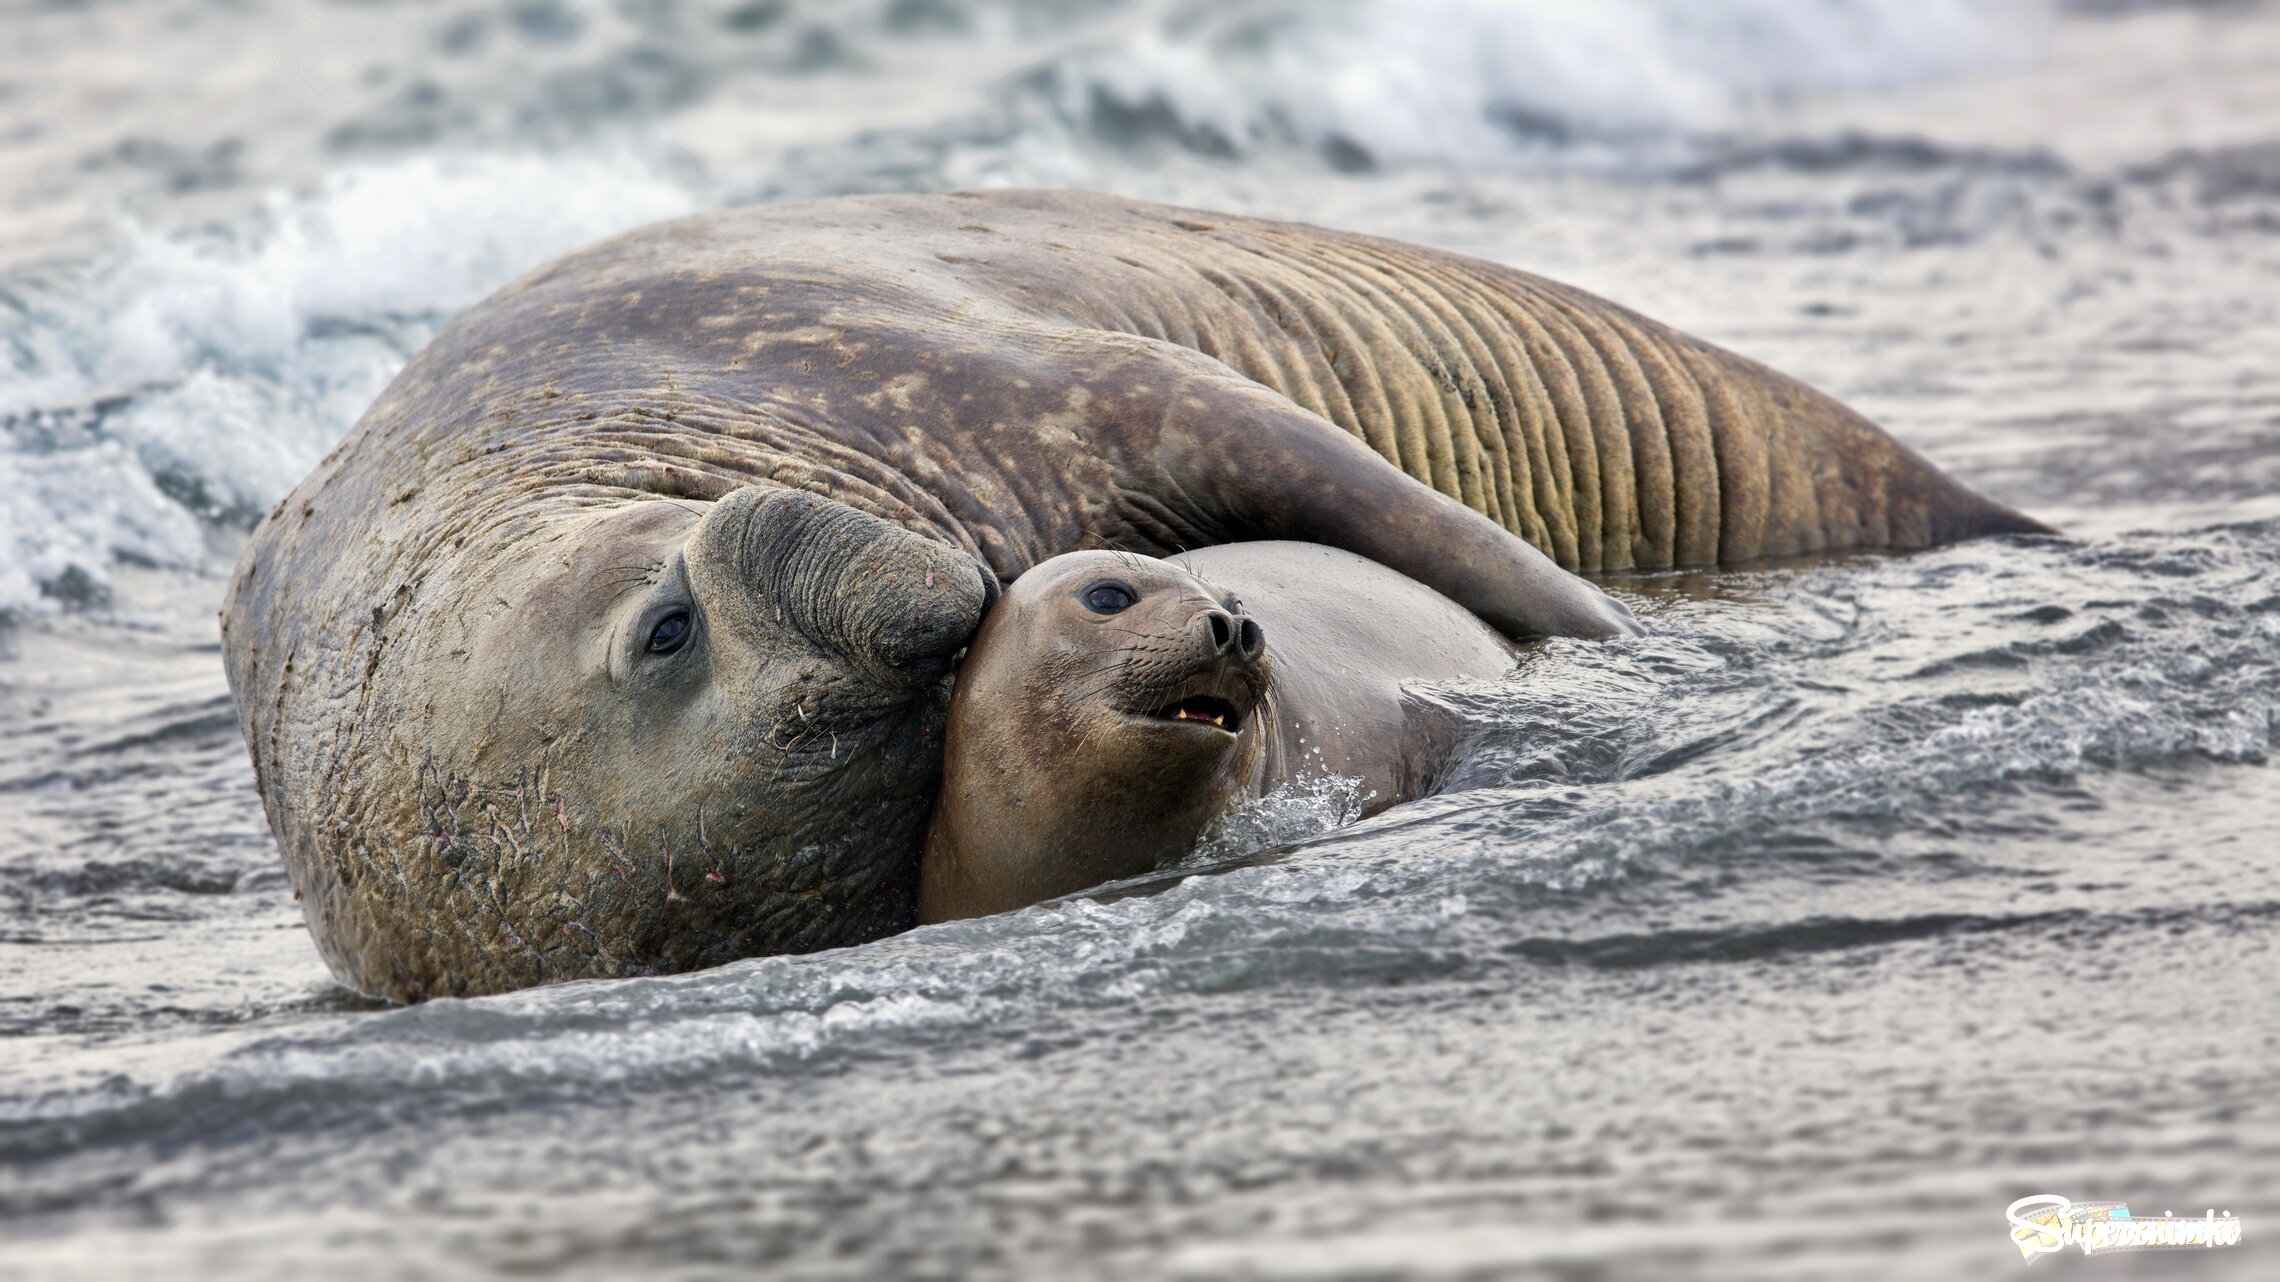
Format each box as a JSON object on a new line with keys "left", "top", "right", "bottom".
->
{"left": 1146, "top": 695, "right": 1243, "bottom": 733}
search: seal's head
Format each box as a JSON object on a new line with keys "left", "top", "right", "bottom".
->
{"left": 918, "top": 550, "right": 1270, "bottom": 922}
{"left": 228, "top": 480, "right": 998, "bottom": 1000}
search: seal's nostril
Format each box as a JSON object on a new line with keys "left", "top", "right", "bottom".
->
{"left": 1237, "top": 617, "right": 1263, "bottom": 660}
{"left": 1205, "top": 610, "right": 1234, "bottom": 652}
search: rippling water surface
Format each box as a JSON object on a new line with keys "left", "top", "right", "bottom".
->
{"left": 3, "top": 1, "right": 2276, "bottom": 1278}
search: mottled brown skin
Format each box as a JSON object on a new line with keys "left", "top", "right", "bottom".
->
{"left": 220, "top": 189, "right": 2048, "bottom": 1002}
{"left": 919, "top": 545, "right": 1520, "bottom": 922}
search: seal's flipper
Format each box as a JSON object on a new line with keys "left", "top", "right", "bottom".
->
{"left": 1066, "top": 333, "right": 1645, "bottom": 641}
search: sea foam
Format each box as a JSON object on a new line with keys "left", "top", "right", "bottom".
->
{"left": 1042, "top": 0, "right": 2048, "bottom": 168}
{"left": 0, "top": 154, "right": 693, "bottom": 617}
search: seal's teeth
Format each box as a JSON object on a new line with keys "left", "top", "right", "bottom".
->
{"left": 1160, "top": 698, "right": 1236, "bottom": 730}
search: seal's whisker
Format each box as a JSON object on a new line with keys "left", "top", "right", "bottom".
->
{"left": 1093, "top": 624, "right": 1188, "bottom": 645}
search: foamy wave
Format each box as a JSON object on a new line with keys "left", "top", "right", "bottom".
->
{"left": 0, "top": 154, "right": 695, "bottom": 617}
{"left": 0, "top": 444, "right": 204, "bottom": 613}
{"left": 1041, "top": 0, "right": 2051, "bottom": 169}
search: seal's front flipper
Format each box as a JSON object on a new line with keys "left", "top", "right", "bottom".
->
{"left": 1093, "top": 336, "right": 1644, "bottom": 641}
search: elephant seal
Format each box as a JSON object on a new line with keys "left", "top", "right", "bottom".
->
{"left": 220, "top": 189, "right": 2050, "bottom": 1001}
{"left": 918, "top": 543, "right": 1519, "bottom": 922}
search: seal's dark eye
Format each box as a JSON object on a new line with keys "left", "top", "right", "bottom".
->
{"left": 1081, "top": 580, "right": 1138, "bottom": 615}
{"left": 646, "top": 610, "right": 692, "bottom": 655}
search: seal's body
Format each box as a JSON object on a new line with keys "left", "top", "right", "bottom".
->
{"left": 221, "top": 190, "right": 2048, "bottom": 1000}
{"left": 918, "top": 544, "right": 1517, "bottom": 921}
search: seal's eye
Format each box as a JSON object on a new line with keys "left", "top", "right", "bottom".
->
{"left": 646, "top": 610, "right": 692, "bottom": 655}
{"left": 1081, "top": 580, "right": 1139, "bottom": 615}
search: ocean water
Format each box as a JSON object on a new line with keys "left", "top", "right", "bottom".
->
{"left": 3, "top": 1, "right": 2277, "bottom": 1277}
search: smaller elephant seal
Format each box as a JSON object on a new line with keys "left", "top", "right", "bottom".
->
{"left": 918, "top": 542, "right": 1524, "bottom": 921}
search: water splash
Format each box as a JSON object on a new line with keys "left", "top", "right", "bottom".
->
{"left": 1185, "top": 771, "right": 1371, "bottom": 865}
{"left": 1039, "top": 0, "right": 2050, "bottom": 169}
{"left": 0, "top": 154, "right": 696, "bottom": 617}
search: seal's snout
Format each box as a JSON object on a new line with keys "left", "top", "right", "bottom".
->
{"left": 874, "top": 555, "right": 996, "bottom": 683}
{"left": 1121, "top": 605, "right": 1267, "bottom": 735}
{"left": 693, "top": 484, "right": 992, "bottom": 687}
{"left": 889, "top": 559, "right": 999, "bottom": 681}
{"left": 1199, "top": 609, "right": 1265, "bottom": 664}
{"left": 1203, "top": 609, "right": 1234, "bottom": 654}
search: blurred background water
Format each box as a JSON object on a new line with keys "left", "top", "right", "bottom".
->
{"left": 1, "top": 1, "right": 2276, "bottom": 1278}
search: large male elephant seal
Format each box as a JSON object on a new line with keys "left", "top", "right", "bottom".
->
{"left": 919, "top": 543, "right": 1519, "bottom": 922}
{"left": 221, "top": 189, "right": 2047, "bottom": 1001}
